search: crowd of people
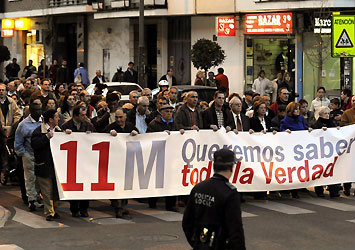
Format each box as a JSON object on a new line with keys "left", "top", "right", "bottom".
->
{"left": 0, "top": 60, "right": 355, "bottom": 222}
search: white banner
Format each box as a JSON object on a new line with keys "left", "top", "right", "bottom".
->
{"left": 50, "top": 125, "right": 355, "bottom": 200}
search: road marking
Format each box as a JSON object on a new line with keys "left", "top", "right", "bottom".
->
{"left": 12, "top": 207, "right": 68, "bottom": 228}
{"left": 0, "top": 206, "right": 11, "bottom": 228}
{"left": 242, "top": 211, "right": 258, "bottom": 218}
{"left": 0, "top": 245, "right": 25, "bottom": 250}
{"left": 300, "top": 197, "right": 355, "bottom": 211}
{"left": 346, "top": 219, "right": 355, "bottom": 223}
{"left": 134, "top": 209, "right": 183, "bottom": 221}
{"left": 57, "top": 206, "right": 134, "bottom": 225}
{"left": 248, "top": 201, "right": 315, "bottom": 215}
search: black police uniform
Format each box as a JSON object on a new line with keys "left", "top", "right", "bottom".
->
{"left": 182, "top": 151, "right": 246, "bottom": 250}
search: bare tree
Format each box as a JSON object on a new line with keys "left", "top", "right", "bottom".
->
{"left": 303, "top": 0, "right": 331, "bottom": 89}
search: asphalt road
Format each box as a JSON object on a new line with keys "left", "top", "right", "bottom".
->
{"left": 1, "top": 185, "right": 355, "bottom": 250}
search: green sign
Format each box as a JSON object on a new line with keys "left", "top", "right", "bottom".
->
{"left": 332, "top": 15, "right": 355, "bottom": 57}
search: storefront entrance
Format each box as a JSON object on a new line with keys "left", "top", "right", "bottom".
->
{"left": 245, "top": 37, "right": 295, "bottom": 91}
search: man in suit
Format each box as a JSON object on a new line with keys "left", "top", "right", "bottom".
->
{"left": 92, "top": 70, "right": 106, "bottom": 85}
{"left": 229, "top": 96, "right": 250, "bottom": 132}
{"left": 123, "top": 62, "right": 138, "bottom": 83}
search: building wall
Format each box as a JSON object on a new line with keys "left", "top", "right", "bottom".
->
{"left": 87, "top": 16, "right": 131, "bottom": 81}
{"left": 191, "top": 16, "right": 244, "bottom": 95}
{"left": 4, "top": 0, "right": 47, "bottom": 12}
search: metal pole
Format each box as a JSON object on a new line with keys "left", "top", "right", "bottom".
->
{"left": 138, "top": 0, "right": 146, "bottom": 87}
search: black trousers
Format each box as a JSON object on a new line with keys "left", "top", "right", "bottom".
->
{"left": 149, "top": 196, "right": 176, "bottom": 210}
{"left": 69, "top": 200, "right": 89, "bottom": 213}
{"left": 343, "top": 182, "right": 352, "bottom": 191}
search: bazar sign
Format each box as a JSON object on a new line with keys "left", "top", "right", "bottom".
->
{"left": 50, "top": 126, "right": 355, "bottom": 200}
{"left": 332, "top": 15, "right": 355, "bottom": 57}
{"left": 245, "top": 13, "right": 293, "bottom": 34}
{"left": 217, "top": 17, "right": 236, "bottom": 36}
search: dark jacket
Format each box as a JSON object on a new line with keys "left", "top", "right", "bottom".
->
{"left": 270, "top": 115, "right": 285, "bottom": 132}
{"left": 330, "top": 108, "right": 343, "bottom": 127}
{"left": 182, "top": 174, "right": 246, "bottom": 250}
{"left": 56, "top": 66, "right": 70, "bottom": 84}
{"left": 92, "top": 75, "right": 106, "bottom": 85}
{"left": 147, "top": 116, "right": 176, "bottom": 132}
{"left": 304, "top": 111, "right": 316, "bottom": 127}
{"left": 112, "top": 71, "right": 125, "bottom": 82}
{"left": 229, "top": 112, "right": 250, "bottom": 131}
{"left": 312, "top": 117, "right": 336, "bottom": 129}
{"left": 241, "top": 100, "right": 251, "bottom": 115}
{"left": 126, "top": 108, "right": 154, "bottom": 128}
{"left": 250, "top": 116, "right": 271, "bottom": 132}
{"left": 123, "top": 68, "right": 138, "bottom": 83}
{"left": 280, "top": 115, "right": 308, "bottom": 131}
{"left": 91, "top": 112, "right": 110, "bottom": 133}
{"left": 104, "top": 121, "right": 137, "bottom": 133}
{"left": 270, "top": 98, "right": 291, "bottom": 116}
{"left": 175, "top": 104, "right": 203, "bottom": 130}
{"left": 31, "top": 123, "right": 60, "bottom": 178}
{"left": 61, "top": 118, "right": 95, "bottom": 132}
{"left": 202, "top": 104, "right": 234, "bottom": 129}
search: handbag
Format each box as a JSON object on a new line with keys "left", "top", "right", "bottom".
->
{"left": 74, "top": 69, "right": 82, "bottom": 83}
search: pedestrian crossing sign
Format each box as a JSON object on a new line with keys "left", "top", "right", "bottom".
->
{"left": 332, "top": 15, "right": 355, "bottom": 57}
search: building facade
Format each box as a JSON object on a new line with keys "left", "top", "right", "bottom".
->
{"left": 1, "top": 0, "right": 355, "bottom": 101}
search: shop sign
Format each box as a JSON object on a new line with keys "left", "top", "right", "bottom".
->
{"left": 332, "top": 15, "right": 355, "bottom": 57}
{"left": 2, "top": 19, "right": 15, "bottom": 30}
{"left": 217, "top": 17, "right": 236, "bottom": 36}
{"left": 1, "top": 29, "right": 14, "bottom": 38}
{"left": 314, "top": 18, "right": 331, "bottom": 34}
{"left": 245, "top": 13, "right": 293, "bottom": 34}
{"left": 15, "top": 18, "right": 32, "bottom": 31}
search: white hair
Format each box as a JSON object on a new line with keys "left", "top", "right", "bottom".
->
{"left": 137, "top": 96, "right": 149, "bottom": 105}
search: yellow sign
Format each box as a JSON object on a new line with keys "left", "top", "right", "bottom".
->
{"left": 15, "top": 18, "right": 32, "bottom": 31}
{"left": 2, "top": 19, "right": 15, "bottom": 29}
{"left": 332, "top": 15, "right": 355, "bottom": 57}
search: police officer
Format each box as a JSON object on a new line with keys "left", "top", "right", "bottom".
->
{"left": 182, "top": 149, "right": 246, "bottom": 250}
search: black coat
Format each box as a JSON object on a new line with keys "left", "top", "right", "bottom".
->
{"left": 147, "top": 116, "right": 176, "bottom": 132}
{"left": 202, "top": 104, "right": 234, "bottom": 129}
{"left": 56, "top": 66, "right": 70, "bottom": 84}
{"left": 91, "top": 112, "right": 110, "bottom": 133}
{"left": 312, "top": 117, "right": 336, "bottom": 129}
{"left": 250, "top": 116, "right": 271, "bottom": 132}
{"left": 123, "top": 69, "right": 138, "bottom": 83}
{"left": 182, "top": 174, "right": 246, "bottom": 250}
{"left": 229, "top": 112, "right": 250, "bottom": 131}
{"left": 126, "top": 108, "right": 154, "bottom": 128}
{"left": 112, "top": 71, "right": 125, "bottom": 82}
{"left": 61, "top": 118, "right": 95, "bottom": 132}
{"left": 175, "top": 104, "right": 204, "bottom": 130}
{"left": 104, "top": 121, "right": 137, "bottom": 133}
{"left": 31, "top": 123, "right": 60, "bottom": 178}
{"left": 92, "top": 75, "right": 106, "bottom": 85}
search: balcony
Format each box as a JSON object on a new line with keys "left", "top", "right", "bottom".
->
{"left": 49, "top": 0, "right": 91, "bottom": 8}
{"left": 91, "top": 0, "right": 166, "bottom": 11}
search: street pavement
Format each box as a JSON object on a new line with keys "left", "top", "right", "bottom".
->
{"left": 1, "top": 185, "right": 355, "bottom": 250}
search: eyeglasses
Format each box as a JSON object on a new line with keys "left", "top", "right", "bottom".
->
{"left": 132, "top": 96, "right": 139, "bottom": 99}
